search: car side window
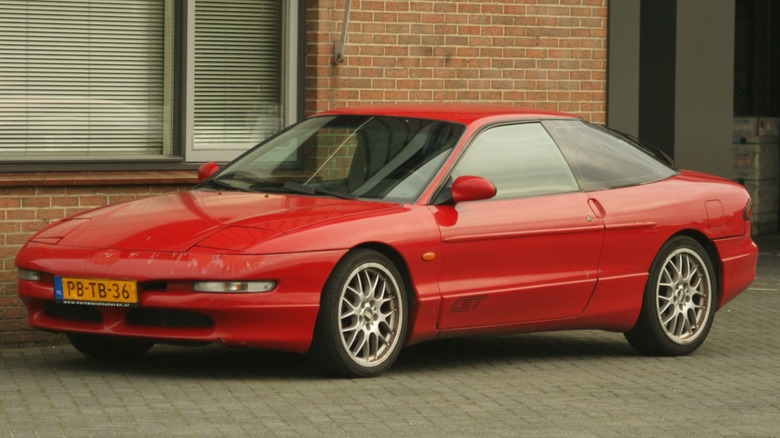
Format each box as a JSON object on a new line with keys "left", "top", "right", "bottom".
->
{"left": 451, "top": 122, "right": 580, "bottom": 199}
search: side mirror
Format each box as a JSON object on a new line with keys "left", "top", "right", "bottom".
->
{"left": 197, "top": 162, "right": 220, "bottom": 182}
{"left": 451, "top": 176, "right": 496, "bottom": 204}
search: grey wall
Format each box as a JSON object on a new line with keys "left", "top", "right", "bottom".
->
{"left": 674, "top": 0, "right": 735, "bottom": 177}
{"left": 607, "top": 0, "right": 736, "bottom": 178}
{"left": 607, "top": 0, "right": 640, "bottom": 136}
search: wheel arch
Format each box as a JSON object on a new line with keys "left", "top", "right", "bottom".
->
{"left": 350, "top": 242, "right": 423, "bottom": 342}
{"left": 667, "top": 229, "right": 721, "bottom": 297}
{"left": 351, "top": 242, "right": 415, "bottom": 300}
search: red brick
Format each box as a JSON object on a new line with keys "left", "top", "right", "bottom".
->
{"left": 386, "top": 1, "right": 409, "bottom": 12}
{"left": 360, "top": 90, "right": 385, "bottom": 100}
{"left": 0, "top": 198, "right": 21, "bottom": 208}
{"left": 35, "top": 208, "right": 67, "bottom": 221}
{"left": 432, "top": 2, "right": 456, "bottom": 13}
{"left": 372, "top": 13, "right": 398, "bottom": 24}
{"left": 78, "top": 195, "right": 108, "bottom": 207}
{"left": 51, "top": 196, "right": 80, "bottom": 207}
{"left": 6, "top": 209, "right": 36, "bottom": 221}
{"left": 432, "top": 90, "right": 457, "bottom": 100}
{"left": 397, "top": 79, "right": 421, "bottom": 90}
{"left": 22, "top": 197, "right": 51, "bottom": 208}
{"left": 457, "top": 90, "right": 481, "bottom": 101}
{"left": 21, "top": 222, "right": 47, "bottom": 233}
{"left": 384, "top": 90, "right": 409, "bottom": 100}
{"left": 3, "top": 188, "right": 35, "bottom": 196}
{"left": 409, "top": 90, "right": 433, "bottom": 100}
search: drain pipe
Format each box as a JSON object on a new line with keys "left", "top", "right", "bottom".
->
{"left": 334, "top": 0, "right": 353, "bottom": 64}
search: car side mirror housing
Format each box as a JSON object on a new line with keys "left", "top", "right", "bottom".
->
{"left": 451, "top": 176, "right": 497, "bottom": 204}
{"left": 197, "top": 162, "right": 220, "bottom": 182}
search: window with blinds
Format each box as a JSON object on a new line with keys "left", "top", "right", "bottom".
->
{"left": 191, "top": 0, "right": 283, "bottom": 157}
{"left": 0, "top": 1, "right": 170, "bottom": 158}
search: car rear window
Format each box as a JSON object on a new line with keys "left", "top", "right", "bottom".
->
{"left": 543, "top": 120, "right": 677, "bottom": 191}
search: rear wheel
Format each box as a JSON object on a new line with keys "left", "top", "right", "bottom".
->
{"left": 67, "top": 333, "right": 154, "bottom": 361}
{"left": 308, "top": 249, "right": 408, "bottom": 377}
{"left": 625, "top": 236, "right": 717, "bottom": 355}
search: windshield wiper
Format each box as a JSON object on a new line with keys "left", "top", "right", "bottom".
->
{"left": 284, "top": 182, "right": 355, "bottom": 200}
{"left": 250, "top": 181, "right": 355, "bottom": 200}
{"left": 194, "top": 178, "right": 249, "bottom": 192}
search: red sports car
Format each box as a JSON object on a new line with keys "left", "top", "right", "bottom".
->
{"left": 16, "top": 105, "right": 758, "bottom": 377}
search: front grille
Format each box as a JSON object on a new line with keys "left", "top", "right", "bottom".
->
{"left": 139, "top": 281, "right": 167, "bottom": 292}
{"left": 126, "top": 309, "right": 214, "bottom": 328}
{"left": 43, "top": 302, "right": 102, "bottom": 323}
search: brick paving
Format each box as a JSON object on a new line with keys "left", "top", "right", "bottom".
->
{"left": 1, "top": 236, "right": 779, "bottom": 437}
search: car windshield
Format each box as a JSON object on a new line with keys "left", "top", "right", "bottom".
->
{"left": 200, "top": 115, "right": 465, "bottom": 203}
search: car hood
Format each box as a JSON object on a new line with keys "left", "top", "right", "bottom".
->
{"left": 33, "top": 191, "right": 400, "bottom": 252}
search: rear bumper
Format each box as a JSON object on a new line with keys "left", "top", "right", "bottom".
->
{"left": 714, "top": 234, "right": 758, "bottom": 309}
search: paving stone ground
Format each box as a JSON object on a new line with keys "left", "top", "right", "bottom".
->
{"left": 1, "top": 236, "right": 779, "bottom": 437}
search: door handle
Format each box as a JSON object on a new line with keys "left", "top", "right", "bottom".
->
{"left": 587, "top": 198, "right": 606, "bottom": 218}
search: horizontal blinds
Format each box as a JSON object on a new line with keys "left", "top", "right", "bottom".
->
{"left": 193, "top": 0, "right": 282, "bottom": 151}
{"left": 0, "top": 0, "right": 165, "bottom": 157}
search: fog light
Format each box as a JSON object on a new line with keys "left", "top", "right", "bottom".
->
{"left": 193, "top": 281, "right": 276, "bottom": 293}
{"left": 18, "top": 269, "right": 42, "bottom": 281}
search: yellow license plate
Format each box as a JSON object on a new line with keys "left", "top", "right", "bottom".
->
{"left": 54, "top": 277, "right": 139, "bottom": 307}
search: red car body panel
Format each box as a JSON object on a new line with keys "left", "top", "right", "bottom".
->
{"left": 15, "top": 105, "right": 758, "bottom": 356}
{"left": 433, "top": 191, "right": 604, "bottom": 330}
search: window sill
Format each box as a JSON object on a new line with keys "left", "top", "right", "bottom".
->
{"left": 0, "top": 170, "right": 199, "bottom": 188}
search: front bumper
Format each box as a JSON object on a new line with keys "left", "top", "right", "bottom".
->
{"left": 16, "top": 244, "right": 346, "bottom": 353}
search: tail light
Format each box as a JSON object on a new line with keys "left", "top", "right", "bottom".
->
{"left": 743, "top": 198, "right": 753, "bottom": 221}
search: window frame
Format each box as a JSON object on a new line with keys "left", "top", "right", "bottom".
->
{"left": 0, "top": 0, "right": 173, "bottom": 168}
{"left": 183, "top": 0, "right": 302, "bottom": 163}
{"left": 0, "top": 0, "right": 304, "bottom": 172}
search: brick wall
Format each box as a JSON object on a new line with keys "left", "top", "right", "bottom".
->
{"left": 305, "top": 0, "right": 607, "bottom": 123}
{"left": 0, "top": 173, "right": 196, "bottom": 346}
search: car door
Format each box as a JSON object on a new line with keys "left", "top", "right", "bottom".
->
{"left": 433, "top": 122, "right": 605, "bottom": 330}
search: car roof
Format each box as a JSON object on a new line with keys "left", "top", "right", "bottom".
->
{"left": 317, "top": 104, "right": 579, "bottom": 125}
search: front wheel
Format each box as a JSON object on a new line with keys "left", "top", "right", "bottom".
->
{"left": 308, "top": 249, "right": 408, "bottom": 377}
{"left": 625, "top": 236, "right": 717, "bottom": 356}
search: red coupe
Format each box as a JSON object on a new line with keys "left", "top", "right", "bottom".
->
{"left": 16, "top": 105, "right": 758, "bottom": 377}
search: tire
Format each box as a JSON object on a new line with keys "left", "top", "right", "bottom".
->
{"left": 67, "top": 333, "right": 154, "bottom": 361}
{"left": 625, "top": 236, "right": 717, "bottom": 356}
{"left": 308, "top": 249, "right": 408, "bottom": 377}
